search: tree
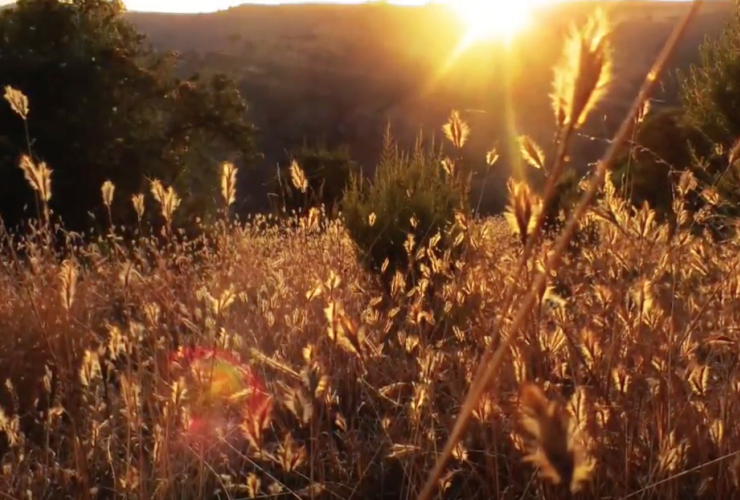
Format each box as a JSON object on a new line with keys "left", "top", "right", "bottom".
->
{"left": 0, "top": 0, "right": 257, "bottom": 233}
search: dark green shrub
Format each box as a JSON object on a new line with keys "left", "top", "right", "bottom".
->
{"left": 271, "top": 142, "right": 359, "bottom": 217}
{"left": 675, "top": 1, "right": 740, "bottom": 233}
{"left": 342, "top": 131, "right": 469, "bottom": 287}
{"left": 611, "top": 107, "right": 695, "bottom": 216}
{"left": 608, "top": 2, "right": 740, "bottom": 239}
{"left": 591, "top": 2, "right": 740, "bottom": 240}
{"left": 680, "top": 3, "right": 740, "bottom": 151}
{"left": 611, "top": 100, "right": 740, "bottom": 236}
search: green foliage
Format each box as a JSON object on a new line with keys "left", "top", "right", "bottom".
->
{"left": 342, "top": 131, "right": 469, "bottom": 286}
{"left": 613, "top": 0, "right": 740, "bottom": 232}
{"left": 611, "top": 107, "right": 694, "bottom": 214}
{"left": 0, "top": 0, "right": 257, "bottom": 233}
{"left": 681, "top": 2, "right": 740, "bottom": 150}
{"left": 674, "top": 2, "right": 740, "bottom": 225}
{"left": 272, "top": 141, "right": 359, "bottom": 216}
{"left": 541, "top": 168, "right": 585, "bottom": 235}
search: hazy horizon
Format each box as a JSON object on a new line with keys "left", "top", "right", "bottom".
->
{"left": 0, "top": 0, "right": 439, "bottom": 13}
{"left": 124, "top": 0, "right": 440, "bottom": 14}
{"left": 0, "top": 0, "right": 699, "bottom": 14}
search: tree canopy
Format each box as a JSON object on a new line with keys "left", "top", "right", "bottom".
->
{"left": 0, "top": 0, "right": 258, "bottom": 232}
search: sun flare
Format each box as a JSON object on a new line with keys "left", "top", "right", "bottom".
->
{"left": 449, "top": 0, "right": 537, "bottom": 44}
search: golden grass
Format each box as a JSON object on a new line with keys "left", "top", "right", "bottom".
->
{"left": 3, "top": 162, "right": 740, "bottom": 499}
{"left": 2, "top": 2, "right": 737, "bottom": 499}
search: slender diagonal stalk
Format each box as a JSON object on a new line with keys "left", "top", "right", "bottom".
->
{"left": 462, "top": 121, "right": 575, "bottom": 417}
{"left": 416, "top": 4, "right": 703, "bottom": 500}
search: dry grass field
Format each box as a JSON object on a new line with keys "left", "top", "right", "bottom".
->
{"left": 2, "top": 2, "right": 740, "bottom": 500}
{"left": 3, "top": 148, "right": 740, "bottom": 500}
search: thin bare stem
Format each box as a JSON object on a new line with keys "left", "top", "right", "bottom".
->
{"left": 619, "top": 449, "right": 740, "bottom": 500}
{"left": 416, "top": 4, "right": 703, "bottom": 500}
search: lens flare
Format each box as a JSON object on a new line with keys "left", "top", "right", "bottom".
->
{"left": 169, "top": 347, "right": 271, "bottom": 442}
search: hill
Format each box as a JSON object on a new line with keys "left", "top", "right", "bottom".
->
{"left": 126, "top": 1, "right": 733, "bottom": 214}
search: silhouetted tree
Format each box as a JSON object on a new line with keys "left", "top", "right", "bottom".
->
{"left": 0, "top": 0, "right": 257, "bottom": 233}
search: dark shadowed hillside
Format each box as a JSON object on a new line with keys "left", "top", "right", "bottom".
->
{"left": 126, "top": 1, "right": 732, "bottom": 215}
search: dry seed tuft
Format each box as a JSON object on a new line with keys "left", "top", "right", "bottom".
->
{"left": 289, "top": 160, "right": 308, "bottom": 193}
{"left": 442, "top": 109, "right": 470, "bottom": 149}
{"left": 3, "top": 85, "right": 29, "bottom": 119}
{"left": 518, "top": 383, "right": 594, "bottom": 493}
{"left": 504, "top": 178, "right": 541, "bottom": 245}
{"left": 518, "top": 135, "right": 547, "bottom": 170}
{"left": 18, "top": 154, "right": 52, "bottom": 203}
{"left": 551, "top": 8, "right": 613, "bottom": 128}
{"left": 221, "top": 161, "right": 238, "bottom": 207}
{"left": 101, "top": 180, "right": 115, "bottom": 208}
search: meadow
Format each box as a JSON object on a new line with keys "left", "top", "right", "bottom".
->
{"left": 2, "top": 1, "right": 740, "bottom": 500}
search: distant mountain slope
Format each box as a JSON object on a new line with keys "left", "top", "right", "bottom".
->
{"left": 124, "top": 1, "right": 732, "bottom": 213}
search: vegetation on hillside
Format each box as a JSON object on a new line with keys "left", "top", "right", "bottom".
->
{"left": 3, "top": 1, "right": 740, "bottom": 500}
{"left": 271, "top": 141, "right": 359, "bottom": 217}
{"left": 617, "top": 1, "right": 740, "bottom": 238}
{"left": 130, "top": 1, "right": 732, "bottom": 215}
{"left": 0, "top": 0, "right": 257, "bottom": 233}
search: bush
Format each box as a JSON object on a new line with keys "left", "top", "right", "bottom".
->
{"left": 608, "top": 4, "right": 740, "bottom": 238}
{"left": 271, "top": 141, "right": 359, "bottom": 217}
{"left": 674, "top": 1, "right": 740, "bottom": 234}
{"left": 611, "top": 106, "right": 693, "bottom": 215}
{"left": 342, "top": 130, "right": 469, "bottom": 287}
{"left": 680, "top": 3, "right": 740, "bottom": 151}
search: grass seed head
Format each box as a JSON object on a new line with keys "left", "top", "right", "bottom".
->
{"left": 551, "top": 7, "right": 613, "bottom": 128}
{"left": 101, "top": 180, "right": 115, "bottom": 208}
{"left": 3, "top": 85, "right": 29, "bottom": 120}
{"left": 131, "top": 193, "right": 145, "bottom": 220}
{"left": 518, "top": 382, "right": 594, "bottom": 493}
{"left": 289, "top": 160, "right": 308, "bottom": 193}
{"left": 19, "top": 154, "right": 52, "bottom": 203}
{"left": 221, "top": 161, "right": 238, "bottom": 207}
{"left": 442, "top": 109, "right": 470, "bottom": 149}
{"left": 518, "top": 135, "right": 547, "bottom": 171}
{"left": 504, "top": 178, "right": 541, "bottom": 245}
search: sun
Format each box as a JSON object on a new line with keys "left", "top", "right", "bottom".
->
{"left": 450, "top": 0, "right": 536, "bottom": 44}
